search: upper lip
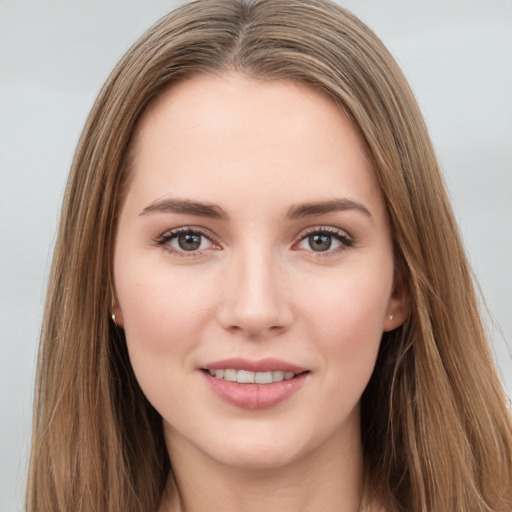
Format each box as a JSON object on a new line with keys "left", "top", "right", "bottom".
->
{"left": 202, "top": 357, "right": 307, "bottom": 374}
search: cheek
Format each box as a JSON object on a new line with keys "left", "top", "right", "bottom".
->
{"left": 301, "top": 265, "right": 392, "bottom": 388}
{"left": 114, "top": 263, "right": 221, "bottom": 416}
{"left": 307, "top": 277, "right": 391, "bottom": 345}
{"left": 114, "top": 260, "right": 219, "bottom": 388}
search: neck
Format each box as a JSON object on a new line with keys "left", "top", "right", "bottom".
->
{"left": 159, "top": 423, "right": 370, "bottom": 512}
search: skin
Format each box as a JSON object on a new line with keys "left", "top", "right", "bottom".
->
{"left": 113, "top": 73, "right": 408, "bottom": 512}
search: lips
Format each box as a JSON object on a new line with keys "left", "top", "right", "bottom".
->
{"left": 203, "top": 357, "right": 305, "bottom": 373}
{"left": 201, "top": 358, "right": 308, "bottom": 410}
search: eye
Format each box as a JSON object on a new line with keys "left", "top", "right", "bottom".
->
{"left": 296, "top": 228, "right": 353, "bottom": 254}
{"left": 156, "top": 228, "right": 218, "bottom": 255}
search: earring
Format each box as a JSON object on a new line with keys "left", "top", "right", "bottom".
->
{"left": 111, "top": 313, "right": 118, "bottom": 327}
{"left": 389, "top": 313, "right": 394, "bottom": 321}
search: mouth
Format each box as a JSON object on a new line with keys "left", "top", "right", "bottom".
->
{"left": 203, "top": 368, "right": 302, "bottom": 384}
{"left": 200, "top": 358, "right": 309, "bottom": 409}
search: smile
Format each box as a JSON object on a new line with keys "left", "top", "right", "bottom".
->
{"left": 207, "top": 369, "right": 296, "bottom": 384}
{"left": 201, "top": 358, "right": 308, "bottom": 409}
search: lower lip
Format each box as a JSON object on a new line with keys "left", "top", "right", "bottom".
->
{"left": 202, "top": 371, "right": 308, "bottom": 410}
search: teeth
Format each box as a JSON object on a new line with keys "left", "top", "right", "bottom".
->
{"left": 207, "top": 369, "right": 298, "bottom": 384}
{"left": 224, "top": 369, "right": 237, "bottom": 382}
{"left": 255, "top": 371, "right": 272, "bottom": 384}
{"left": 272, "top": 371, "right": 284, "bottom": 382}
{"left": 237, "top": 370, "right": 255, "bottom": 383}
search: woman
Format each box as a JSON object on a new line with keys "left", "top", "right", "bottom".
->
{"left": 26, "top": 1, "right": 512, "bottom": 511}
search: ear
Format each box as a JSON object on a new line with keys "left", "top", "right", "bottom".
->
{"left": 112, "top": 302, "right": 125, "bottom": 328}
{"left": 383, "top": 270, "right": 410, "bottom": 332}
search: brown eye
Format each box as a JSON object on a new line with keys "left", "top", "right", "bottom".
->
{"left": 157, "top": 228, "right": 215, "bottom": 254}
{"left": 177, "top": 233, "right": 202, "bottom": 251}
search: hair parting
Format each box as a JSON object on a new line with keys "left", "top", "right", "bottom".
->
{"left": 27, "top": 1, "right": 512, "bottom": 511}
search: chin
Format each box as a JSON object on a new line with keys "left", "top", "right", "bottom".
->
{"left": 210, "top": 442, "right": 305, "bottom": 471}
{"left": 198, "top": 422, "right": 328, "bottom": 472}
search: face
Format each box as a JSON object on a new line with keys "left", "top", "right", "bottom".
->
{"left": 113, "top": 74, "right": 408, "bottom": 471}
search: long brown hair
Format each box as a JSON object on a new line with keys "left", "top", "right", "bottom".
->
{"left": 27, "top": 1, "right": 512, "bottom": 511}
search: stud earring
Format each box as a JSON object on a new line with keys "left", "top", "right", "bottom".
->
{"left": 111, "top": 313, "right": 118, "bottom": 327}
{"left": 389, "top": 313, "right": 394, "bottom": 321}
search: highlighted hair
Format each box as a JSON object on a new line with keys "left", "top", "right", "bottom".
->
{"left": 27, "top": 1, "right": 512, "bottom": 511}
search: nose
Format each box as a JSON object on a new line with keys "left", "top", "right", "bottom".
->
{"left": 216, "top": 247, "right": 293, "bottom": 339}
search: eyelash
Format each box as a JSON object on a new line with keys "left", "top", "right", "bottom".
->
{"left": 155, "top": 227, "right": 220, "bottom": 257}
{"left": 295, "top": 226, "right": 353, "bottom": 257}
{"left": 154, "top": 226, "right": 353, "bottom": 257}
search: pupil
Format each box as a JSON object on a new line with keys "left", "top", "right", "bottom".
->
{"left": 310, "top": 234, "right": 331, "bottom": 251}
{"left": 178, "top": 233, "right": 201, "bottom": 251}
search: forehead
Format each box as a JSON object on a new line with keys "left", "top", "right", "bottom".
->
{"left": 125, "top": 73, "right": 384, "bottom": 218}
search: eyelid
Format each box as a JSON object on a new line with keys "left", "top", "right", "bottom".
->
{"left": 298, "top": 225, "right": 352, "bottom": 238}
{"left": 154, "top": 225, "right": 353, "bottom": 258}
{"left": 155, "top": 226, "right": 222, "bottom": 256}
{"left": 293, "top": 226, "right": 354, "bottom": 255}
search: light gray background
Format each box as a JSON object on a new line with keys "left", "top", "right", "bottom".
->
{"left": 1, "top": 1, "right": 511, "bottom": 510}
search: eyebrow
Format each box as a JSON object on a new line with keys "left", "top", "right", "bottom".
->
{"left": 140, "top": 198, "right": 228, "bottom": 220}
{"left": 286, "top": 198, "right": 372, "bottom": 220}
{"left": 140, "top": 197, "right": 372, "bottom": 221}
